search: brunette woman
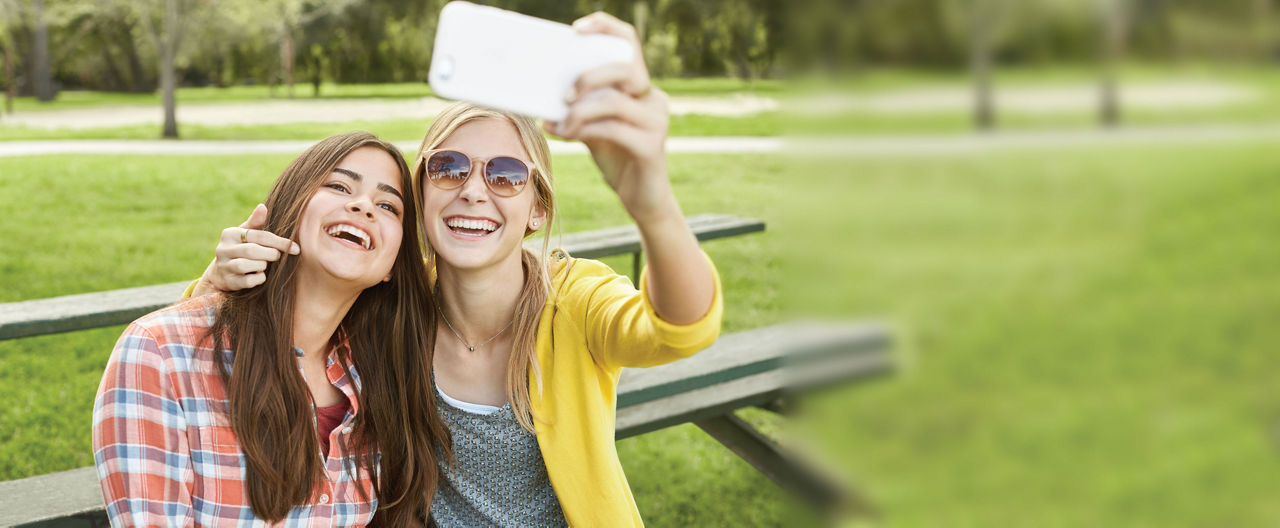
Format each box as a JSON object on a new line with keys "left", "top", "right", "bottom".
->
{"left": 92, "top": 132, "right": 449, "bottom": 526}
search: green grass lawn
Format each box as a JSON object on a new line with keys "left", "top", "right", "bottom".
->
{"left": 1, "top": 140, "right": 1278, "bottom": 525}
{"left": 0, "top": 112, "right": 784, "bottom": 141}
{"left": 0, "top": 76, "right": 785, "bottom": 140}
{"left": 8, "top": 64, "right": 1280, "bottom": 141}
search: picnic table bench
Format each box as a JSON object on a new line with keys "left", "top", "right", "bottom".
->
{"left": 0, "top": 214, "right": 895, "bottom": 527}
{"left": 0, "top": 214, "right": 763, "bottom": 341}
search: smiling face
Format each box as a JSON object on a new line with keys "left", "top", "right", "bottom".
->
{"left": 420, "top": 117, "right": 546, "bottom": 273}
{"left": 294, "top": 146, "right": 406, "bottom": 289}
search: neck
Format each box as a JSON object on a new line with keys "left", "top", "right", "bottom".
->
{"left": 435, "top": 250, "right": 525, "bottom": 345}
{"left": 291, "top": 278, "right": 362, "bottom": 364}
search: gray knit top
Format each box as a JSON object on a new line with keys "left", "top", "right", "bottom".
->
{"left": 430, "top": 381, "right": 567, "bottom": 527}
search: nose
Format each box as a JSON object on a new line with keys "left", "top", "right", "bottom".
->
{"left": 346, "top": 198, "right": 375, "bottom": 220}
{"left": 458, "top": 162, "right": 489, "bottom": 204}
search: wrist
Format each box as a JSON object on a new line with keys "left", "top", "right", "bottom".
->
{"left": 199, "top": 260, "right": 224, "bottom": 293}
{"left": 620, "top": 180, "right": 679, "bottom": 225}
{"left": 627, "top": 194, "right": 684, "bottom": 232}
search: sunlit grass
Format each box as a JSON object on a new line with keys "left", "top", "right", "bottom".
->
{"left": 1, "top": 140, "right": 1278, "bottom": 525}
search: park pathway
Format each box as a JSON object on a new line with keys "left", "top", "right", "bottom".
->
{"left": 5, "top": 123, "right": 1280, "bottom": 158}
{"left": 0, "top": 94, "right": 779, "bottom": 129}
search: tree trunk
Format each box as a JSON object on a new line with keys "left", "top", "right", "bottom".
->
{"left": 1099, "top": 0, "right": 1124, "bottom": 128}
{"left": 1256, "top": 0, "right": 1273, "bottom": 61}
{"left": 4, "top": 41, "right": 14, "bottom": 114}
{"left": 634, "top": 2, "right": 648, "bottom": 43}
{"left": 311, "top": 52, "right": 322, "bottom": 98}
{"left": 971, "top": 0, "right": 995, "bottom": 131}
{"left": 282, "top": 32, "right": 295, "bottom": 99}
{"left": 160, "top": 0, "right": 180, "bottom": 138}
{"left": 31, "top": 0, "right": 54, "bottom": 102}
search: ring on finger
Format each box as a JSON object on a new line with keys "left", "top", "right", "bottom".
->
{"left": 240, "top": 229, "right": 249, "bottom": 244}
{"left": 634, "top": 84, "right": 651, "bottom": 99}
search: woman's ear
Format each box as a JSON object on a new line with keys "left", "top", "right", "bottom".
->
{"left": 527, "top": 203, "right": 548, "bottom": 232}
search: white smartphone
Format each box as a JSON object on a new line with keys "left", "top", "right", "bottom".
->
{"left": 428, "top": 1, "right": 634, "bottom": 122}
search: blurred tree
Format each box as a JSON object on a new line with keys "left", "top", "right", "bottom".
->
{"left": 720, "top": 0, "right": 775, "bottom": 78}
{"left": 46, "top": 0, "right": 151, "bottom": 93}
{"left": 253, "top": 0, "right": 358, "bottom": 98}
{"left": 969, "top": 0, "right": 998, "bottom": 130}
{"left": 129, "top": 0, "right": 217, "bottom": 138}
{"left": 1254, "top": 0, "right": 1273, "bottom": 60}
{"left": 318, "top": 0, "right": 441, "bottom": 84}
{"left": 2, "top": 42, "right": 10, "bottom": 114}
{"left": 24, "top": 0, "right": 52, "bottom": 101}
{"left": 0, "top": 0, "right": 16, "bottom": 113}
{"left": 1098, "top": 0, "right": 1129, "bottom": 127}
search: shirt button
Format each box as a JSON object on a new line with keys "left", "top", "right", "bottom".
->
{"left": 319, "top": 494, "right": 329, "bottom": 504}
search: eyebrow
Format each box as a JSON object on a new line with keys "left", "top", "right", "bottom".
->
{"left": 332, "top": 167, "right": 404, "bottom": 201}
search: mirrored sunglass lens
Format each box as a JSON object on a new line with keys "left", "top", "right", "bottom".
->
{"left": 486, "top": 157, "right": 530, "bottom": 196}
{"left": 427, "top": 151, "right": 470, "bottom": 187}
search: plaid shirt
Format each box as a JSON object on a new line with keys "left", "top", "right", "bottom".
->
{"left": 92, "top": 294, "right": 377, "bottom": 527}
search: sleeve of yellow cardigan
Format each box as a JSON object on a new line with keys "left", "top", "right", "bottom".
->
{"left": 180, "top": 279, "right": 200, "bottom": 300}
{"left": 576, "top": 252, "right": 724, "bottom": 370}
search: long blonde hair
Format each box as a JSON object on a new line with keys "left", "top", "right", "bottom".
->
{"left": 412, "top": 102, "right": 556, "bottom": 432}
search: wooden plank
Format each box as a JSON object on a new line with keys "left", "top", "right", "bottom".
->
{"left": 0, "top": 214, "right": 765, "bottom": 341}
{"left": 541, "top": 213, "right": 764, "bottom": 260}
{"left": 0, "top": 466, "right": 103, "bottom": 526}
{"left": 617, "top": 324, "right": 893, "bottom": 438}
{"left": 0, "top": 281, "right": 191, "bottom": 341}
{"left": 617, "top": 321, "right": 890, "bottom": 408}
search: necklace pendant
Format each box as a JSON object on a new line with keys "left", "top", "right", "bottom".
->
{"left": 467, "top": 346, "right": 475, "bottom": 352}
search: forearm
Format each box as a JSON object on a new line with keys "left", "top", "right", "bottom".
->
{"left": 633, "top": 192, "right": 716, "bottom": 325}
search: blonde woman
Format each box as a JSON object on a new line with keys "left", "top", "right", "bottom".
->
{"left": 192, "top": 13, "right": 719, "bottom": 526}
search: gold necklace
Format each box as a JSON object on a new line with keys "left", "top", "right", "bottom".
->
{"left": 437, "top": 290, "right": 517, "bottom": 352}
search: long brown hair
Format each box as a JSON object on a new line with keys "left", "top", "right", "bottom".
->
{"left": 412, "top": 103, "right": 557, "bottom": 432}
{"left": 209, "top": 131, "right": 450, "bottom": 524}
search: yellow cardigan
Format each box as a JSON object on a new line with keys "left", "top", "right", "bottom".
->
{"left": 183, "top": 251, "right": 724, "bottom": 525}
{"left": 532, "top": 252, "right": 723, "bottom": 526}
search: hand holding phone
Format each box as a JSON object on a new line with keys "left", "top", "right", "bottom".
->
{"left": 428, "top": 2, "right": 634, "bottom": 121}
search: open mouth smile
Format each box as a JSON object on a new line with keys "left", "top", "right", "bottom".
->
{"left": 445, "top": 216, "right": 500, "bottom": 238}
{"left": 326, "top": 223, "right": 373, "bottom": 250}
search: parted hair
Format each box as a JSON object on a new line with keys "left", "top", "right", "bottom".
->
{"left": 412, "top": 103, "right": 557, "bottom": 433}
{"left": 208, "top": 131, "right": 450, "bottom": 525}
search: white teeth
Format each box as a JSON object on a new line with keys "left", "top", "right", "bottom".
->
{"left": 446, "top": 218, "right": 498, "bottom": 232}
{"left": 326, "top": 224, "right": 371, "bottom": 249}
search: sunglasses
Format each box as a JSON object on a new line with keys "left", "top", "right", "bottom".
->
{"left": 414, "top": 149, "right": 534, "bottom": 198}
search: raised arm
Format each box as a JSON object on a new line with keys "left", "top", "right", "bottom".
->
{"left": 189, "top": 204, "right": 299, "bottom": 297}
{"left": 548, "top": 12, "right": 715, "bottom": 325}
{"left": 92, "top": 323, "right": 193, "bottom": 525}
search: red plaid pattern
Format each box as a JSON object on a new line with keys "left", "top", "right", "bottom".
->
{"left": 92, "top": 295, "right": 377, "bottom": 527}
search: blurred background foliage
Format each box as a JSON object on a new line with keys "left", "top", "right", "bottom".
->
{"left": 1, "top": 0, "right": 1277, "bottom": 98}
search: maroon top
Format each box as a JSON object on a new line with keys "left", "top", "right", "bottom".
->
{"left": 316, "top": 400, "right": 351, "bottom": 455}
